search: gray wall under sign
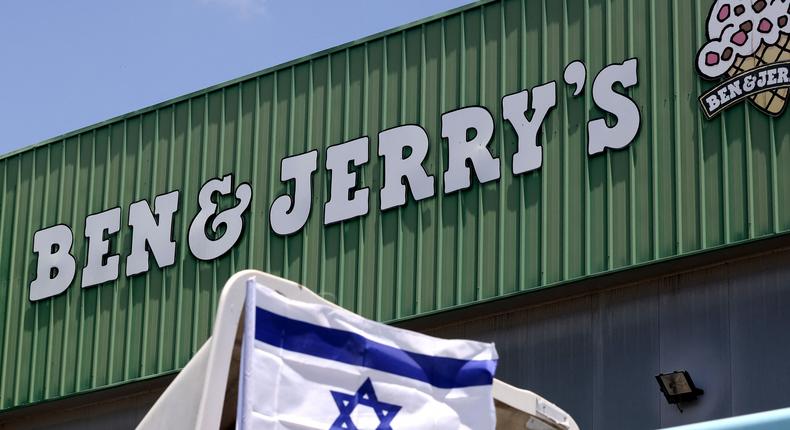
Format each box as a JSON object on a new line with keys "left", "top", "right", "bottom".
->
{"left": 425, "top": 245, "right": 790, "bottom": 429}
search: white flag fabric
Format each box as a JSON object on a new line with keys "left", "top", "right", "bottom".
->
{"left": 237, "top": 279, "right": 498, "bottom": 430}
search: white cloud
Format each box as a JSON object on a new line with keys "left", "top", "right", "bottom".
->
{"left": 201, "top": 0, "right": 267, "bottom": 17}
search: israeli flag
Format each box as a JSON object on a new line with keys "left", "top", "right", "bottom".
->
{"left": 237, "top": 279, "right": 498, "bottom": 429}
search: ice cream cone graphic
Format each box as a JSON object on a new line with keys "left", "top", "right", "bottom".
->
{"left": 727, "top": 33, "right": 790, "bottom": 114}
{"left": 696, "top": 0, "right": 790, "bottom": 118}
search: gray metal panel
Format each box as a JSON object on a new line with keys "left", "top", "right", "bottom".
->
{"left": 729, "top": 251, "right": 790, "bottom": 416}
{"left": 593, "top": 282, "right": 660, "bottom": 429}
{"left": 523, "top": 297, "right": 595, "bottom": 427}
{"left": 425, "top": 247, "right": 790, "bottom": 430}
{"left": 658, "top": 268, "right": 732, "bottom": 427}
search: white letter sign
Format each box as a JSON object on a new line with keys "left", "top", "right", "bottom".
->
{"left": 502, "top": 82, "right": 557, "bottom": 175}
{"left": 378, "top": 125, "right": 435, "bottom": 211}
{"left": 588, "top": 58, "right": 640, "bottom": 155}
{"left": 126, "top": 191, "right": 180, "bottom": 276}
{"left": 442, "top": 106, "right": 500, "bottom": 193}
{"left": 82, "top": 207, "right": 121, "bottom": 288}
{"left": 324, "top": 137, "right": 370, "bottom": 225}
{"left": 188, "top": 175, "right": 252, "bottom": 261}
{"left": 270, "top": 150, "right": 319, "bottom": 235}
{"left": 30, "top": 225, "right": 76, "bottom": 301}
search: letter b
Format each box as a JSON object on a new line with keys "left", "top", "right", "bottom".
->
{"left": 30, "top": 225, "right": 76, "bottom": 301}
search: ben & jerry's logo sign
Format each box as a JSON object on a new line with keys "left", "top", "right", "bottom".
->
{"left": 28, "top": 58, "right": 643, "bottom": 302}
{"left": 697, "top": 0, "right": 790, "bottom": 118}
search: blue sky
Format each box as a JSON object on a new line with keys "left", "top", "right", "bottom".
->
{"left": 0, "top": 0, "right": 474, "bottom": 155}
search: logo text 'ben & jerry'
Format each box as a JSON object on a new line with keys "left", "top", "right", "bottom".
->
{"left": 697, "top": 0, "right": 790, "bottom": 118}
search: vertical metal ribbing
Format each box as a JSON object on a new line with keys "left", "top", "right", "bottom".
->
{"left": 99, "top": 126, "right": 111, "bottom": 387}
{"left": 721, "top": 101, "right": 731, "bottom": 242}
{"left": 110, "top": 122, "right": 128, "bottom": 378}
{"left": 367, "top": 43, "right": 382, "bottom": 319}
{"left": 210, "top": 92, "right": 221, "bottom": 332}
{"left": 19, "top": 148, "right": 38, "bottom": 401}
{"left": 415, "top": 28, "right": 425, "bottom": 314}
{"left": 0, "top": 162, "right": 6, "bottom": 406}
{"left": 248, "top": 78, "right": 261, "bottom": 268}
{"left": 376, "top": 40, "right": 387, "bottom": 320}
{"left": 475, "top": 7, "right": 484, "bottom": 302}
{"left": 519, "top": 0, "right": 529, "bottom": 288}
{"left": 743, "top": 109, "right": 755, "bottom": 238}
{"left": 339, "top": 49, "right": 350, "bottom": 309}
{"left": 174, "top": 100, "right": 192, "bottom": 363}
{"left": 319, "top": 61, "right": 331, "bottom": 301}
{"left": 189, "top": 98, "right": 208, "bottom": 354}
{"left": 358, "top": 45, "right": 370, "bottom": 315}
{"left": 540, "top": 0, "right": 547, "bottom": 284}
{"left": 396, "top": 37, "right": 406, "bottom": 318}
{"left": 209, "top": 88, "right": 218, "bottom": 337}
{"left": 142, "top": 112, "right": 157, "bottom": 378}
{"left": 191, "top": 95, "right": 209, "bottom": 356}
{"left": 561, "top": 0, "right": 570, "bottom": 278}
{"left": 74, "top": 133, "right": 91, "bottom": 392}
{"left": 72, "top": 134, "right": 86, "bottom": 391}
{"left": 583, "top": 0, "right": 591, "bottom": 275}
{"left": 649, "top": 0, "right": 660, "bottom": 259}
{"left": 145, "top": 113, "right": 161, "bottom": 376}
{"left": 30, "top": 146, "right": 51, "bottom": 402}
{"left": 145, "top": 114, "right": 157, "bottom": 377}
{"left": 284, "top": 66, "right": 296, "bottom": 281}
{"left": 266, "top": 74, "right": 278, "bottom": 274}
{"left": 1, "top": 156, "right": 20, "bottom": 406}
{"left": 110, "top": 125, "right": 125, "bottom": 380}
{"left": 55, "top": 143, "right": 68, "bottom": 389}
{"left": 302, "top": 65, "right": 314, "bottom": 287}
{"left": 44, "top": 142, "right": 64, "bottom": 395}
{"left": 309, "top": 61, "right": 323, "bottom": 292}
{"left": 94, "top": 128, "right": 109, "bottom": 383}
{"left": 497, "top": 3, "right": 507, "bottom": 296}
{"left": 157, "top": 107, "right": 177, "bottom": 373}
{"left": 123, "top": 119, "right": 135, "bottom": 381}
{"left": 456, "top": 12, "right": 465, "bottom": 306}
{"left": 627, "top": 0, "right": 637, "bottom": 264}
{"left": 21, "top": 152, "right": 35, "bottom": 403}
{"left": 163, "top": 105, "right": 177, "bottom": 373}
{"left": 54, "top": 143, "right": 67, "bottom": 389}
{"left": 0, "top": 161, "right": 9, "bottom": 407}
{"left": 769, "top": 119, "right": 779, "bottom": 233}
{"left": 234, "top": 83, "right": 243, "bottom": 276}
{"left": 604, "top": 0, "right": 613, "bottom": 271}
{"left": 670, "top": 0, "right": 683, "bottom": 254}
{"left": 94, "top": 128, "right": 106, "bottom": 385}
{"left": 26, "top": 151, "right": 39, "bottom": 403}
{"left": 10, "top": 152, "right": 31, "bottom": 404}
{"left": 165, "top": 107, "right": 177, "bottom": 371}
{"left": 210, "top": 93, "right": 225, "bottom": 327}
{"left": 434, "top": 21, "right": 446, "bottom": 307}
{"left": 693, "top": 0, "right": 708, "bottom": 248}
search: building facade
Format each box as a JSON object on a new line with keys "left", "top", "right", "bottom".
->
{"left": 1, "top": 0, "right": 790, "bottom": 428}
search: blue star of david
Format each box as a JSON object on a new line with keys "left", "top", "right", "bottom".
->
{"left": 329, "top": 378, "right": 401, "bottom": 430}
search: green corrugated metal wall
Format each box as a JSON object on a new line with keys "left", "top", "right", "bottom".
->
{"left": 1, "top": 0, "right": 788, "bottom": 412}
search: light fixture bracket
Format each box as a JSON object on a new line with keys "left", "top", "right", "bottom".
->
{"left": 655, "top": 370, "right": 704, "bottom": 409}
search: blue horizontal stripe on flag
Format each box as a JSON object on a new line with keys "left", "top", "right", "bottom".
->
{"left": 254, "top": 307, "right": 496, "bottom": 389}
